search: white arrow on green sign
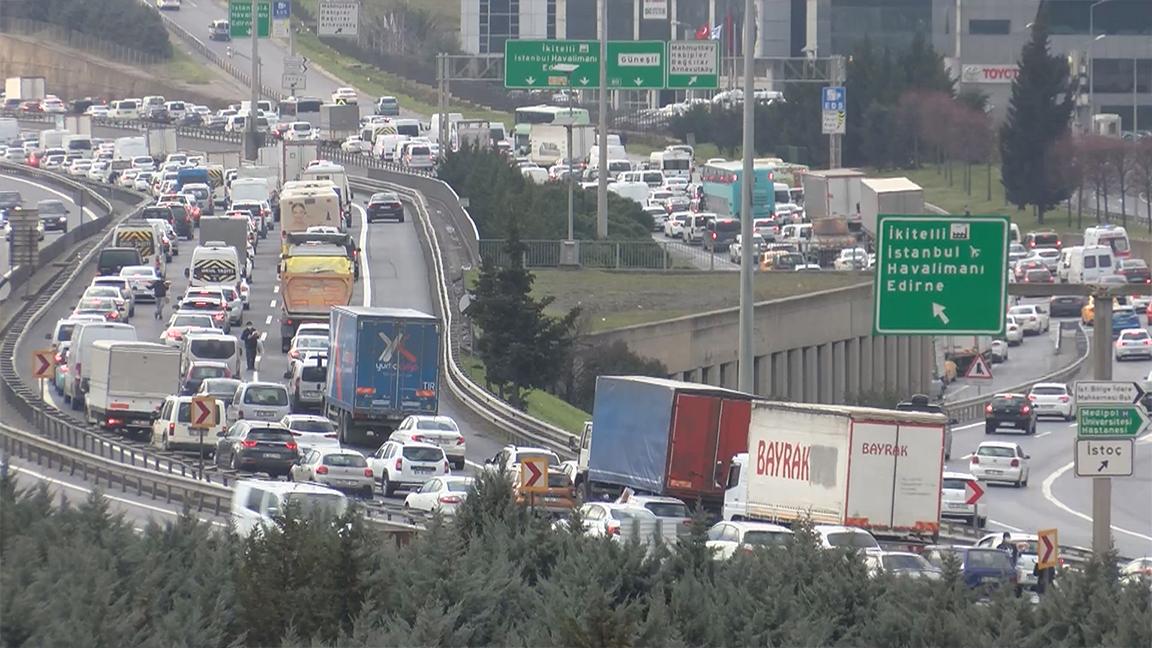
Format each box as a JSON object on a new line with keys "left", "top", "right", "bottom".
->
{"left": 666, "top": 40, "right": 719, "bottom": 89}
{"left": 606, "top": 41, "right": 665, "bottom": 89}
{"left": 229, "top": 0, "right": 271, "bottom": 38}
{"left": 504, "top": 40, "right": 599, "bottom": 89}
{"left": 1076, "top": 405, "right": 1150, "bottom": 438}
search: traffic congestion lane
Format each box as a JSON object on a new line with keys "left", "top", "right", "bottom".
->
{"left": 16, "top": 121, "right": 244, "bottom": 154}
{"left": 1, "top": 173, "right": 98, "bottom": 272}
{"left": 945, "top": 342, "right": 1152, "bottom": 559}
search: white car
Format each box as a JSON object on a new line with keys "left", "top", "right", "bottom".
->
{"left": 289, "top": 447, "right": 374, "bottom": 497}
{"left": 705, "top": 520, "right": 793, "bottom": 559}
{"left": 1003, "top": 315, "right": 1024, "bottom": 345}
{"left": 833, "top": 247, "right": 869, "bottom": 271}
{"left": 812, "top": 525, "right": 880, "bottom": 550}
{"left": 572, "top": 502, "right": 658, "bottom": 541}
{"left": 403, "top": 475, "right": 474, "bottom": 515}
{"left": 86, "top": 161, "right": 111, "bottom": 183}
{"left": 989, "top": 339, "right": 1008, "bottom": 363}
{"left": 1007, "top": 304, "right": 1049, "bottom": 334}
{"left": 279, "top": 414, "right": 340, "bottom": 455}
{"left": 67, "top": 159, "right": 93, "bottom": 177}
{"left": 1027, "top": 382, "right": 1074, "bottom": 420}
{"left": 390, "top": 415, "right": 466, "bottom": 470}
{"left": 133, "top": 172, "right": 155, "bottom": 192}
{"left": 367, "top": 440, "right": 451, "bottom": 497}
{"left": 81, "top": 285, "right": 130, "bottom": 320}
{"left": 161, "top": 313, "right": 218, "bottom": 347}
{"left": 1115, "top": 328, "right": 1152, "bottom": 361}
{"left": 970, "top": 441, "right": 1030, "bottom": 487}
{"left": 331, "top": 87, "right": 359, "bottom": 104}
{"left": 1025, "top": 247, "right": 1061, "bottom": 272}
{"left": 284, "top": 121, "right": 318, "bottom": 141}
{"left": 287, "top": 334, "right": 330, "bottom": 375}
{"left": 341, "top": 135, "right": 370, "bottom": 154}
{"left": 484, "top": 445, "right": 562, "bottom": 480}
{"left": 294, "top": 322, "right": 330, "bottom": 339}
{"left": 118, "top": 168, "right": 140, "bottom": 188}
{"left": 183, "top": 286, "right": 241, "bottom": 326}
{"left": 940, "top": 471, "right": 986, "bottom": 527}
{"left": 664, "top": 211, "right": 690, "bottom": 238}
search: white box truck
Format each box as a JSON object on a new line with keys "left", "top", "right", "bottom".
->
{"left": 858, "top": 177, "right": 925, "bottom": 240}
{"left": 84, "top": 340, "right": 181, "bottom": 433}
{"left": 723, "top": 401, "right": 946, "bottom": 540}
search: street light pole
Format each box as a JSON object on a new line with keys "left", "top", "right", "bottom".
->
{"left": 1088, "top": 0, "right": 1112, "bottom": 127}
{"left": 596, "top": 0, "right": 609, "bottom": 239}
{"left": 737, "top": 0, "right": 755, "bottom": 393}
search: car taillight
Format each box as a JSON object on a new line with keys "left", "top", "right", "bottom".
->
{"left": 410, "top": 434, "right": 426, "bottom": 442}
{"left": 108, "top": 311, "right": 119, "bottom": 319}
{"left": 1027, "top": 394, "right": 1036, "bottom": 401}
{"left": 315, "top": 465, "right": 329, "bottom": 474}
{"left": 1021, "top": 406, "right": 1031, "bottom": 414}
{"left": 711, "top": 232, "right": 717, "bottom": 240}
{"left": 1010, "top": 459, "right": 1020, "bottom": 467}
{"left": 607, "top": 523, "right": 621, "bottom": 536}
{"left": 443, "top": 460, "right": 451, "bottom": 473}
{"left": 364, "top": 468, "right": 374, "bottom": 478}
{"left": 971, "top": 456, "right": 980, "bottom": 464}
{"left": 438, "top": 495, "right": 462, "bottom": 504}
{"left": 54, "top": 353, "right": 63, "bottom": 364}
{"left": 289, "top": 350, "right": 299, "bottom": 359}
{"left": 455, "top": 436, "right": 465, "bottom": 445}
{"left": 240, "top": 439, "right": 258, "bottom": 448}
{"left": 395, "top": 458, "right": 403, "bottom": 471}
{"left": 1059, "top": 395, "right": 1070, "bottom": 402}
{"left": 167, "top": 422, "right": 175, "bottom": 436}
{"left": 984, "top": 404, "right": 993, "bottom": 414}
{"left": 285, "top": 441, "right": 298, "bottom": 451}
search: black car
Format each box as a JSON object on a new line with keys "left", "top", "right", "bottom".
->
{"left": 37, "top": 199, "right": 69, "bottom": 232}
{"left": 1048, "top": 295, "right": 1085, "bottom": 318}
{"left": 365, "top": 192, "right": 404, "bottom": 222}
{"left": 984, "top": 393, "right": 1037, "bottom": 435}
{"left": 0, "top": 190, "right": 22, "bottom": 214}
{"left": 96, "top": 246, "right": 143, "bottom": 276}
{"left": 214, "top": 421, "right": 298, "bottom": 475}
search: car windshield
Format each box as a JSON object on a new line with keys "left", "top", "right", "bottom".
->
{"left": 445, "top": 480, "right": 473, "bottom": 493}
{"left": 190, "top": 365, "right": 227, "bottom": 379}
{"left": 101, "top": 250, "right": 141, "bottom": 267}
{"left": 415, "top": 420, "right": 458, "bottom": 432}
{"left": 402, "top": 446, "right": 444, "bottom": 462}
{"left": 295, "top": 337, "right": 328, "bottom": 350}
{"left": 941, "top": 478, "right": 971, "bottom": 491}
{"left": 966, "top": 549, "right": 1011, "bottom": 569}
{"left": 172, "top": 314, "right": 213, "bottom": 328}
{"left": 290, "top": 419, "right": 334, "bottom": 434}
{"left": 203, "top": 379, "right": 241, "bottom": 396}
{"left": 883, "top": 554, "right": 932, "bottom": 571}
{"left": 608, "top": 508, "right": 656, "bottom": 521}
{"left": 977, "top": 446, "right": 1015, "bottom": 458}
{"left": 1030, "top": 386, "right": 1066, "bottom": 396}
{"left": 189, "top": 339, "right": 235, "bottom": 359}
{"left": 643, "top": 502, "right": 690, "bottom": 518}
{"left": 1120, "top": 331, "right": 1149, "bottom": 341}
{"left": 742, "top": 531, "right": 793, "bottom": 547}
{"left": 824, "top": 532, "right": 879, "bottom": 549}
{"left": 56, "top": 323, "right": 77, "bottom": 342}
{"left": 248, "top": 428, "right": 292, "bottom": 442}
{"left": 122, "top": 267, "right": 156, "bottom": 278}
{"left": 244, "top": 386, "right": 288, "bottom": 406}
{"left": 300, "top": 366, "right": 326, "bottom": 382}
{"left": 322, "top": 453, "right": 366, "bottom": 467}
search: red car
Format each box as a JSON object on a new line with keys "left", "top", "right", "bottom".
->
{"left": 19, "top": 100, "right": 42, "bottom": 113}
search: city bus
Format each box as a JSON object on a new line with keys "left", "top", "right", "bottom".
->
{"left": 512, "top": 104, "right": 591, "bottom": 154}
{"left": 700, "top": 160, "right": 775, "bottom": 219}
{"left": 278, "top": 97, "right": 324, "bottom": 127}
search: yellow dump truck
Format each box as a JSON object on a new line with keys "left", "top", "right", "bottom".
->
{"left": 279, "top": 242, "right": 354, "bottom": 351}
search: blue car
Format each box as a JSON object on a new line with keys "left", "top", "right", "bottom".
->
{"left": 1111, "top": 306, "right": 1141, "bottom": 337}
{"left": 922, "top": 545, "right": 1019, "bottom": 593}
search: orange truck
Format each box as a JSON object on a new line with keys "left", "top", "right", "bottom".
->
{"left": 279, "top": 243, "right": 353, "bottom": 351}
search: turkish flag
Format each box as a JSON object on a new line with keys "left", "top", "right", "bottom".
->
{"left": 695, "top": 24, "right": 710, "bottom": 40}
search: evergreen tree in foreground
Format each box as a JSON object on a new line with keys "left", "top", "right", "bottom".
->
{"left": 999, "top": 8, "right": 1076, "bottom": 224}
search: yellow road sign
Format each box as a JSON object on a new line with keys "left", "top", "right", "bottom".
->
{"left": 189, "top": 395, "right": 218, "bottom": 429}
{"left": 519, "top": 455, "right": 549, "bottom": 494}
{"left": 1037, "top": 528, "right": 1059, "bottom": 570}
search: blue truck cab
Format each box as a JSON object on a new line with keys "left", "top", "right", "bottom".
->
{"left": 326, "top": 306, "right": 440, "bottom": 446}
{"left": 175, "top": 166, "right": 210, "bottom": 191}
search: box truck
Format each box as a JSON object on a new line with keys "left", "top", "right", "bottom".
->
{"left": 5, "top": 76, "right": 46, "bottom": 101}
{"left": 570, "top": 376, "right": 755, "bottom": 511}
{"left": 802, "top": 169, "right": 865, "bottom": 226}
{"left": 326, "top": 307, "right": 441, "bottom": 446}
{"left": 723, "top": 401, "right": 946, "bottom": 540}
{"left": 858, "top": 177, "right": 925, "bottom": 240}
{"left": 84, "top": 340, "right": 180, "bottom": 433}
{"left": 146, "top": 128, "right": 178, "bottom": 158}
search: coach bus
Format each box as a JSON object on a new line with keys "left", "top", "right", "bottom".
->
{"left": 700, "top": 160, "right": 775, "bottom": 219}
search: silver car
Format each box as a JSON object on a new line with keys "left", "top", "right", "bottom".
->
{"left": 290, "top": 447, "right": 374, "bottom": 497}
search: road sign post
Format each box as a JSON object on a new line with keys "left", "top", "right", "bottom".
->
{"left": 519, "top": 455, "right": 549, "bottom": 495}
{"left": 228, "top": 0, "right": 270, "bottom": 38}
{"left": 1075, "top": 438, "right": 1134, "bottom": 477}
{"left": 873, "top": 215, "right": 1010, "bottom": 335}
{"left": 666, "top": 41, "right": 719, "bottom": 89}
{"left": 190, "top": 395, "right": 218, "bottom": 477}
{"left": 1037, "top": 528, "right": 1059, "bottom": 569}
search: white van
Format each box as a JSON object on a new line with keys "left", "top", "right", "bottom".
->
{"left": 1084, "top": 225, "right": 1131, "bottom": 260}
{"left": 780, "top": 222, "right": 814, "bottom": 245}
{"left": 180, "top": 331, "right": 241, "bottom": 377}
{"left": 64, "top": 322, "right": 137, "bottom": 409}
{"left": 620, "top": 170, "right": 665, "bottom": 188}
{"left": 606, "top": 181, "right": 649, "bottom": 205}
{"left": 110, "top": 99, "right": 140, "bottom": 121}
{"left": 151, "top": 394, "right": 227, "bottom": 452}
{"left": 1057, "top": 245, "right": 1081, "bottom": 282}
{"left": 231, "top": 479, "right": 348, "bottom": 538}
{"left": 189, "top": 244, "right": 240, "bottom": 287}
{"left": 1067, "top": 245, "right": 1116, "bottom": 284}
{"left": 1009, "top": 223, "right": 1021, "bottom": 244}
{"left": 63, "top": 135, "right": 94, "bottom": 155}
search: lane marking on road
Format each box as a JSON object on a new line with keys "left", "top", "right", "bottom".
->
{"left": 1034, "top": 431, "right": 1052, "bottom": 439}
{"left": 465, "top": 459, "right": 484, "bottom": 471}
{"left": 0, "top": 173, "right": 98, "bottom": 221}
{"left": 9, "top": 464, "right": 225, "bottom": 527}
{"left": 1041, "top": 461, "right": 1152, "bottom": 543}
{"left": 264, "top": 315, "right": 272, "bottom": 325}
{"left": 955, "top": 422, "right": 985, "bottom": 431}
{"left": 988, "top": 519, "right": 1023, "bottom": 532}
{"left": 355, "top": 204, "right": 372, "bottom": 306}
{"left": 269, "top": 299, "right": 276, "bottom": 308}
{"left": 273, "top": 285, "right": 280, "bottom": 294}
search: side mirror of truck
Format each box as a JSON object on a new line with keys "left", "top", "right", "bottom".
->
{"left": 948, "top": 418, "right": 958, "bottom": 425}
{"left": 283, "top": 369, "right": 291, "bottom": 379}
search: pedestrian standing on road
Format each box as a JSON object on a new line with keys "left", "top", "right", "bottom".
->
{"left": 240, "top": 322, "right": 260, "bottom": 371}
{"left": 997, "top": 532, "right": 1020, "bottom": 566}
{"left": 151, "top": 278, "right": 169, "bottom": 320}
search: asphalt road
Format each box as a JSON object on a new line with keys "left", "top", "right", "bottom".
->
{"left": 14, "top": 184, "right": 508, "bottom": 507}
{"left": 944, "top": 307, "right": 1152, "bottom": 559}
{"left": 1, "top": 172, "right": 99, "bottom": 279}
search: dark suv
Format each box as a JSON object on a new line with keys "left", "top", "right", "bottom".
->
{"left": 1048, "top": 295, "right": 1085, "bottom": 318}
{"left": 984, "top": 393, "right": 1036, "bottom": 435}
{"left": 215, "top": 421, "right": 299, "bottom": 475}
{"left": 366, "top": 192, "right": 404, "bottom": 222}
{"left": 922, "top": 546, "right": 1019, "bottom": 593}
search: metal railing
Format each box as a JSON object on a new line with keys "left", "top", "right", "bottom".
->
{"left": 0, "top": 17, "right": 165, "bottom": 66}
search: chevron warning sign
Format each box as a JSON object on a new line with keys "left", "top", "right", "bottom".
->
{"left": 32, "top": 349, "right": 54, "bottom": 379}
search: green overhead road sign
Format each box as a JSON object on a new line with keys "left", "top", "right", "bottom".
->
{"left": 606, "top": 41, "right": 665, "bottom": 89}
{"left": 1076, "top": 405, "right": 1150, "bottom": 438}
{"left": 230, "top": 0, "right": 271, "bottom": 38}
{"left": 873, "top": 215, "right": 1009, "bottom": 335}
{"left": 666, "top": 40, "right": 719, "bottom": 89}
{"left": 504, "top": 40, "right": 599, "bottom": 89}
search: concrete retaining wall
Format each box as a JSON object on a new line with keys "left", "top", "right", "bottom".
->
{"left": 582, "top": 282, "right": 933, "bottom": 404}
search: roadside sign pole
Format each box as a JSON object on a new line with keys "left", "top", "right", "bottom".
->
{"left": 245, "top": 1, "right": 261, "bottom": 162}
{"left": 596, "top": 0, "right": 608, "bottom": 240}
{"left": 737, "top": 0, "right": 755, "bottom": 393}
{"left": 1091, "top": 297, "right": 1112, "bottom": 555}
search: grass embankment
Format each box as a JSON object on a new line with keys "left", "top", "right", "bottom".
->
{"left": 466, "top": 269, "right": 867, "bottom": 334}
{"left": 154, "top": 47, "right": 214, "bottom": 85}
{"left": 459, "top": 352, "right": 589, "bottom": 435}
